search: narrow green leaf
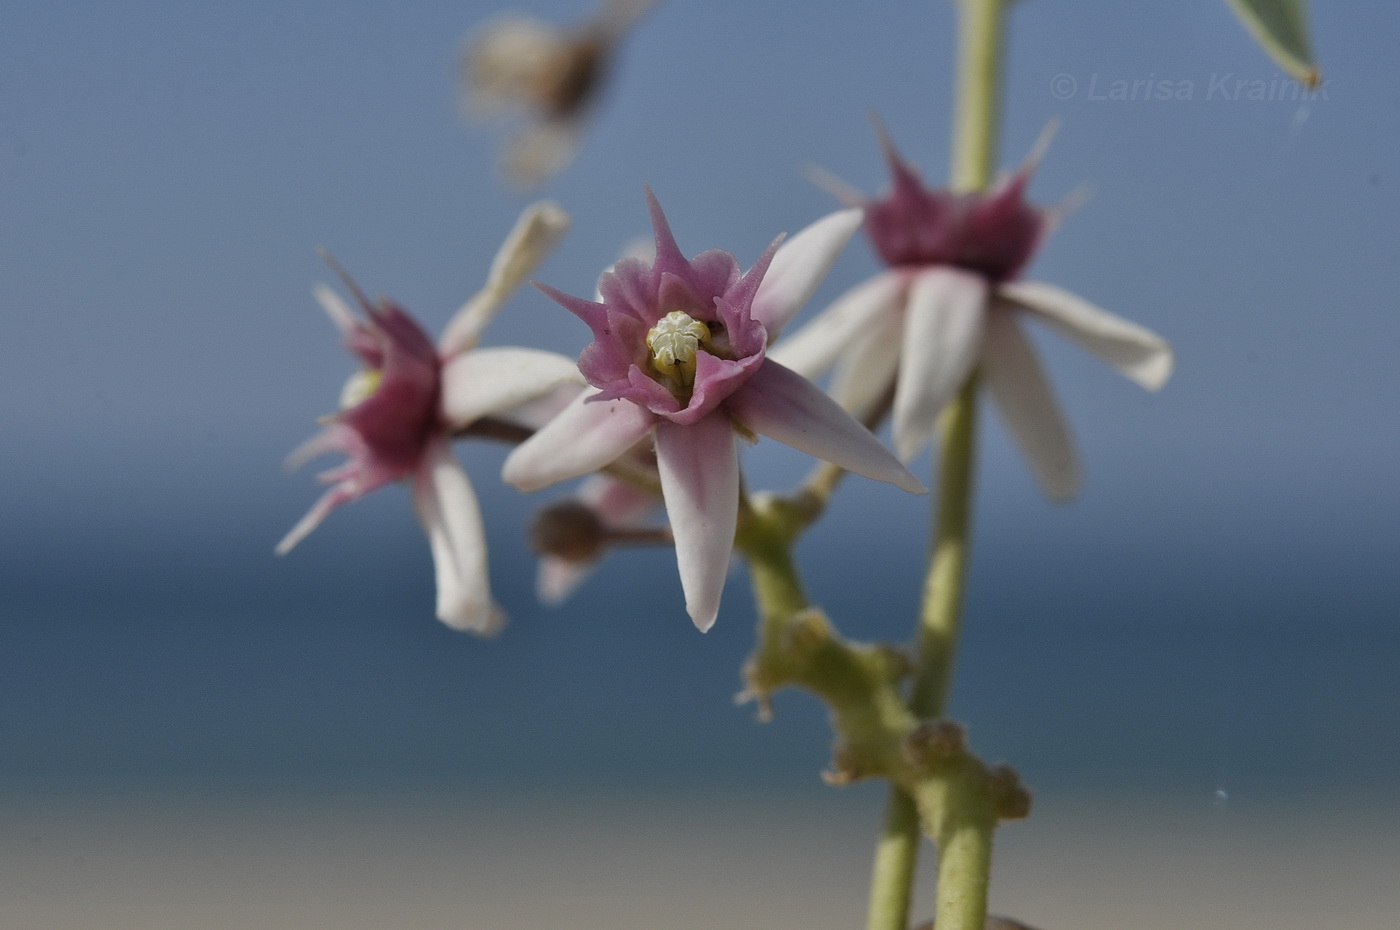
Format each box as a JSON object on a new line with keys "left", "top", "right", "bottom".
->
{"left": 1224, "top": 0, "right": 1320, "bottom": 87}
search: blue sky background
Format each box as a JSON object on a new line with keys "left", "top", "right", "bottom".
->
{"left": 2, "top": 1, "right": 1397, "bottom": 798}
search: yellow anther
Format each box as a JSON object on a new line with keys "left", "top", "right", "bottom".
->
{"left": 646, "top": 311, "right": 711, "bottom": 388}
{"left": 339, "top": 368, "right": 383, "bottom": 410}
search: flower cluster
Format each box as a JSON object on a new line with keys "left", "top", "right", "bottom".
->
{"left": 282, "top": 129, "right": 1172, "bottom": 635}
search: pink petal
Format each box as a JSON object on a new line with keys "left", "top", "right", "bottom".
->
{"left": 766, "top": 270, "right": 907, "bottom": 380}
{"left": 654, "top": 414, "right": 739, "bottom": 632}
{"left": 274, "top": 483, "right": 358, "bottom": 556}
{"left": 412, "top": 438, "right": 504, "bottom": 633}
{"left": 440, "top": 347, "right": 582, "bottom": 428}
{"left": 537, "top": 557, "right": 595, "bottom": 606}
{"left": 998, "top": 280, "right": 1173, "bottom": 391}
{"left": 727, "top": 360, "right": 925, "bottom": 494}
{"left": 751, "top": 207, "right": 864, "bottom": 336}
{"left": 502, "top": 388, "right": 656, "bottom": 492}
{"left": 982, "top": 310, "right": 1080, "bottom": 501}
{"left": 892, "top": 267, "right": 988, "bottom": 461}
{"left": 645, "top": 186, "right": 691, "bottom": 277}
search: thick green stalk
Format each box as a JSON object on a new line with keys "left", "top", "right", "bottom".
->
{"left": 865, "top": 1, "right": 1005, "bottom": 929}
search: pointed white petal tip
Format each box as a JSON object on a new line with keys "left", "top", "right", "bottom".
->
{"left": 1000, "top": 280, "right": 1174, "bottom": 392}
{"left": 654, "top": 416, "right": 738, "bottom": 638}
{"left": 688, "top": 603, "right": 719, "bottom": 634}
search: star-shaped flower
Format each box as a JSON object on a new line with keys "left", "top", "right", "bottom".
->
{"left": 279, "top": 202, "right": 580, "bottom": 633}
{"left": 772, "top": 125, "right": 1174, "bottom": 499}
{"left": 503, "top": 190, "right": 924, "bottom": 631}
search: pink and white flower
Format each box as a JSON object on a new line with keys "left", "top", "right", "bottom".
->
{"left": 503, "top": 190, "right": 924, "bottom": 632}
{"left": 278, "top": 202, "right": 580, "bottom": 634}
{"left": 772, "top": 126, "right": 1173, "bottom": 500}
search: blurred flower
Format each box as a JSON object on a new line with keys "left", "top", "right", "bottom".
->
{"left": 773, "top": 123, "right": 1173, "bottom": 499}
{"left": 503, "top": 190, "right": 922, "bottom": 631}
{"left": 462, "top": 0, "right": 655, "bottom": 186}
{"left": 278, "top": 202, "right": 579, "bottom": 633}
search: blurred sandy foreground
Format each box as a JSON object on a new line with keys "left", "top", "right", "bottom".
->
{"left": 2, "top": 786, "right": 1396, "bottom": 930}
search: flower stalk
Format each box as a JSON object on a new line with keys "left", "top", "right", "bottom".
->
{"left": 867, "top": 0, "right": 1007, "bottom": 928}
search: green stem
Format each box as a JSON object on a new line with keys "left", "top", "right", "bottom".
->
{"left": 865, "top": 0, "right": 1006, "bottom": 927}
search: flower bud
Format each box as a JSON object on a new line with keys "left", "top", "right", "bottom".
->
{"left": 530, "top": 500, "right": 607, "bottom": 562}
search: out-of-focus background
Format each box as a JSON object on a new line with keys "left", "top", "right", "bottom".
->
{"left": 3, "top": 1, "right": 1397, "bottom": 927}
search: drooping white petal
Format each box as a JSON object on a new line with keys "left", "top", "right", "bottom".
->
{"left": 982, "top": 310, "right": 1080, "bottom": 502}
{"left": 767, "top": 270, "right": 907, "bottom": 379}
{"left": 892, "top": 267, "right": 988, "bottom": 461}
{"left": 751, "top": 208, "right": 864, "bottom": 336}
{"left": 654, "top": 414, "right": 739, "bottom": 632}
{"left": 439, "top": 201, "right": 571, "bottom": 357}
{"left": 441, "top": 347, "right": 583, "bottom": 428}
{"left": 999, "top": 280, "right": 1173, "bottom": 391}
{"left": 411, "top": 438, "right": 505, "bottom": 634}
{"left": 727, "top": 360, "right": 925, "bottom": 495}
{"left": 828, "top": 306, "right": 903, "bottom": 420}
{"left": 313, "top": 283, "right": 361, "bottom": 335}
{"left": 502, "top": 388, "right": 655, "bottom": 492}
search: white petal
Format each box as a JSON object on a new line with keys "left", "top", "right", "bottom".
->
{"left": 892, "top": 267, "right": 988, "bottom": 461}
{"left": 441, "top": 347, "right": 583, "bottom": 428}
{"left": 982, "top": 311, "right": 1080, "bottom": 501}
{"left": 727, "top": 361, "right": 925, "bottom": 494}
{"left": 767, "top": 271, "right": 907, "bottom": 379}
{"left": 313, "top": 283, "right": 360, "bottom": 335}
{"left": 1000, "top": 280, "right": 1173, "bottom": 391}
{"left": 496, "top": 381, "right": 586, "bottom": 430}
{"left": 751, "top": 208, "right": 864, "bottom": 336}
{"left": 828, "top": 306, "right": 903, "bottom": 420}
{"left": 411, "top": 439, "right": 505, "bottom": 634}
{"left": 502, "top": 388, "right": 655, "bottom": 492}
{"left": 439, "top": 201, "right": 571, "bottom": 357}
{"left": 655, "top": 415, "right": 739, "bottom": 632}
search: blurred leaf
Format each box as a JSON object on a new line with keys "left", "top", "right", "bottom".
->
{"left": 1224, "top": 0, "right": 1320, "bottom": 87}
